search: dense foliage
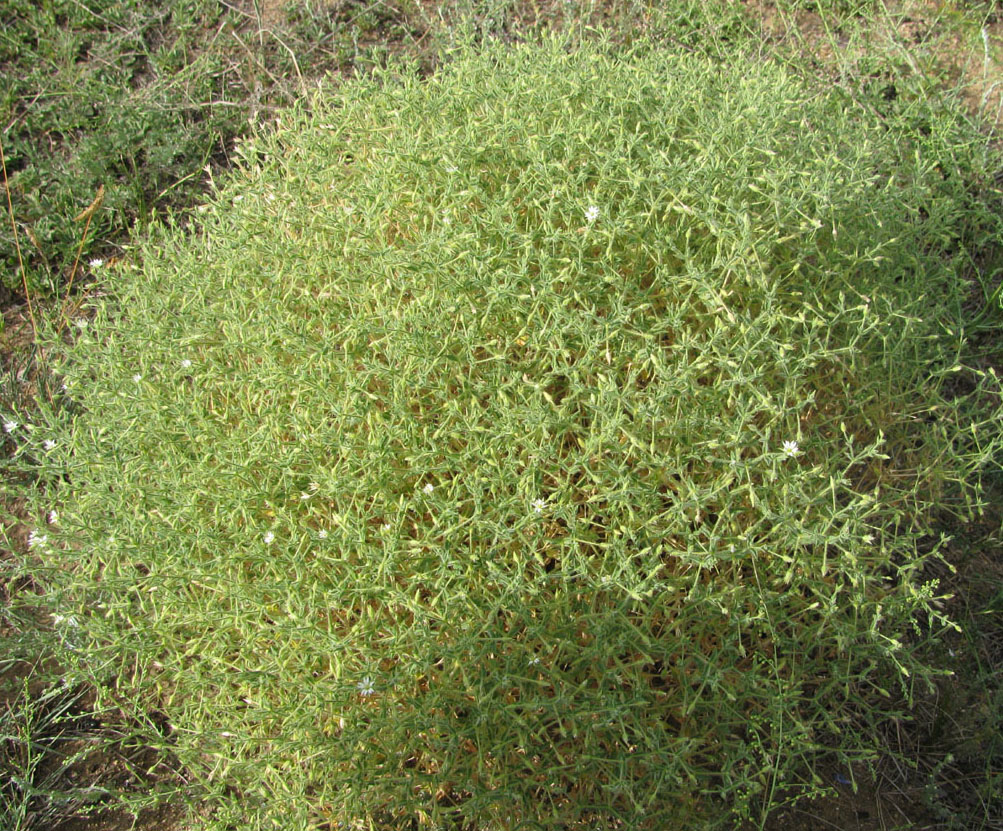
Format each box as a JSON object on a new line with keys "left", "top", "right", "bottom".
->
{"left": 15, "top": 33, "right": 1003, "bottom": 830}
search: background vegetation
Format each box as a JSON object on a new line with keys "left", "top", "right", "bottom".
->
{"left": 2, "top": 2, "right": 1002, "bottom": 830}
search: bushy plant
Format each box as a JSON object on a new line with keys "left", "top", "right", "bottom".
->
{"left": 12, "top": 33, "right": 1003, "bottom": 830}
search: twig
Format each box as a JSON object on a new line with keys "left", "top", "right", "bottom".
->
{"left": 0, "top": 133, "right": 36, "bottom": 341}
{"left": 57, "top": 184, "right": 104, "bottom": 336}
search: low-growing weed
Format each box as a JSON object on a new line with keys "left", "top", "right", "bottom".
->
{"left": 0, "top": 673, "right": 104, "bottom": 831}
{"left": 0, "top": 0, "right": 237, "bottom": 295}
{"left": 10, "top": 30, "right": 1003, "bottom": 830}
{"left": 0, "top": 653, "right": 188, "bottom": 831}
{"left": 0, "top": 0, "right": 423, "bottom": 299}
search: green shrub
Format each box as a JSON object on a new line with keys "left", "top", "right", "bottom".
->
{"left": 13, "top": 33, "right": 1003, "bottom": 830}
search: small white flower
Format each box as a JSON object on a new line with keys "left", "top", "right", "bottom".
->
{"left": 53, "top": 614, "right": 78, "bottom": 628}
{"left": 585, "top": 204, "right": 600, "bottom": 223}
{"left": 317, "top": 529, "right": 328, "bottom": 539}
{"left": 28, "top": 531, "right": 47, "bottom": 549}
{"left": 782, "top": 440, "right": 800, "bottom": 458}
{"left": 132, "top": 373, "right": 143, "bottom": 383}
{"left": 47, "top": 510, "right": 58, "bottom": 525}
{"left": 232, "top": 195, "right": 244, "bottom": 203}
{"left": 357, "top": 676, "right": 375, "bottom": 696}
{"left": 263, "top": 531, "right": 275, "bottom": 544}
{"left": 380, "top": 523, "right": 391, "bottom": 533}
{"left": 528, "top": 657, "right": 541, "bottom": 665}
{"left": 3, "top": 420, "right": 17, "bottom": 434}
{"left": 300, "top": 492, "right": 311, "bottom": 500}
{"left": 74, "top": 318, "right": 88, "bottom": 329}
{"left": 43, "top": 439, "right": 56, "bottom": 451}
{"left": 89, "top": 258, "right": 104, "bottom": 268}
{"left": 423, "top": 483, "right": 434, "bottom": 494}
{"left": 862, "top": 534, "right": 875, "bottom": 545}
{"left": 180, "top": 359, "right": 192, "bottom": 369}
{"left": 532, "top": 498, "right": 547, "bottom": 514}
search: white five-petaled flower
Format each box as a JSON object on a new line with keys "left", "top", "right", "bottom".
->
{"left": 317, "top": 529, "right": 328, "bottom": 539}
{"left": 423, "top": 483, "right": 434, "bottom": 494}
{"left": 47, "top": 510, "right": 58, "bottom": 525}
{"left": 585, "top": 204, "right": 600, "bottom": 223}
{"left": 3, "top": 420, "right": 17, "bottom": 434}
{"left": 532, "top": 498, "right": 547, "bottom": 514}
{"left": 180, "top": 359, "right": 192, "bottom": 369}
{"left": 89, "top": 258, "right": 104, "bottom": 268}
{"left": 132, "top": 373, "right": 143, "bottom": 383}
{"left": 28, "top": 531, "right": 47, "bottom": 549}
{"left": 357, "top": 676, "right": 375, "bottom": 696}
{"left": 263, "top": 531, "right": 275, "bottom": 544}
{"left": 43, "top": 439, "right": 56, "bottom": 451}
{"left": 782, "top": 440, "right": 800, "bottom": 458}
